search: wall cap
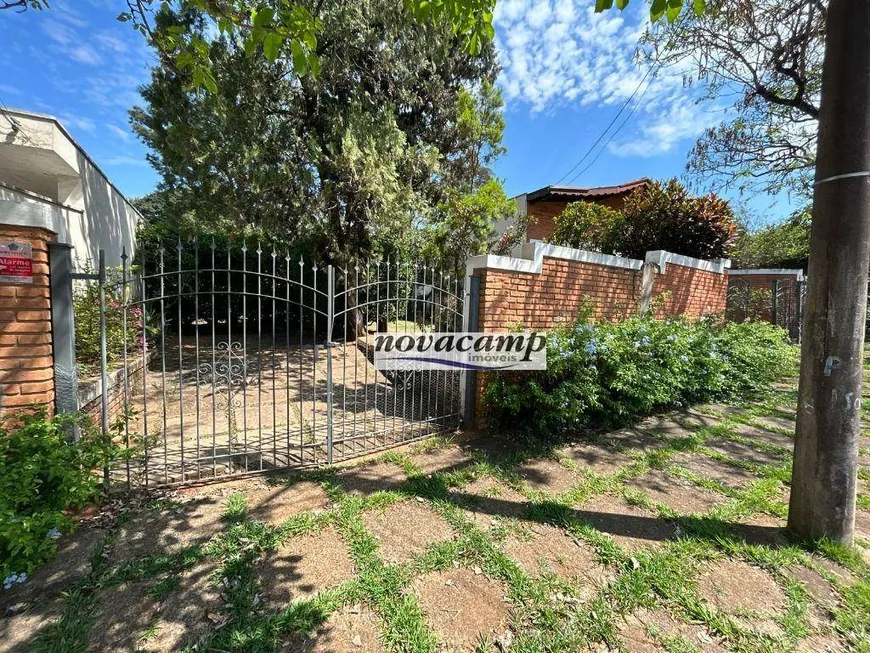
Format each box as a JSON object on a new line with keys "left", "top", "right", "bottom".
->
{"left": 645, "top": 250, "right": 731, "bottom": 274}
{"left": 466, "top": 241, "right": 643, "bottom": 277}
{"left": 728, "top": 268, "right": 804, "bottom": 281}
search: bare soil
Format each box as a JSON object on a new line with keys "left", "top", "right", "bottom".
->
{"left": 697, "top": 559, "right": 787, "bottom": 616}
{"left": 334, "top": 461, "right": 408, "bottom": 497}
{"left": 796, "top": 634, "right": 850, "bottom": 652}
{"left": 727, "top": 513, "right": 790, "bottom": 548}
{"left": 619, "top": 608, "right": 726, "bottom": 652}
{"left": 704, "top": 437, "right": 785, "bottom": 466}
{"left": 291, "top": 603, "right": 384, "bottom": 652}
{"left": 141, "top": 561, "right": 222, "bottom": 652}
{"left": 600, "top": 427, "right": 667, "bottom": 453}
{"left": 362, "top": 500, "right": 456, "bottom": 564}
{"left": 0, "top": 596, "right": 65, "bottom": 653}
{"left": 783, "top": 564, "right": 841, "bottom": 608}
{"left": 87, "top": 581, "right": 161, "bottom": 652}
{"left": 112, "top": 496, "right": 226, "bottom": 565}
{"left": 502, "top": 523, "right": 608, "bottom": 592}
{"left": 408, "top": 445, "right": 473, "bottom": 476}
{"left": 449, "top": 477, "right": 528, "bottom": 528}
{"left": 557, "top": 442, "right": 633, "bottom": 477}
{"left": 516, "top": 457, "right": 578, "bottom": 495}
{"left": 259, "top": 527, "right": 356, "bottom": 606}
{"left": 669, "top": 452, "right": 758, "bottom": 488}
{"left": 575, "top": 495, "right": 676, "bottom": 552}
{"left": 247, "top": 480, "right": 332, "bottom": 524}
{"left": 626, "top": 469, "right": 726, "bottom": 514}
{"left": 411, "top": 567, "right": 511, "bottom": 651}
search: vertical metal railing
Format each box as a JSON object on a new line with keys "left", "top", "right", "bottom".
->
{"left": 91, "top": 240, "right": 465, "bottom": 486}
{"left": 98, "top": 250, "right": 109, "bottom": 484}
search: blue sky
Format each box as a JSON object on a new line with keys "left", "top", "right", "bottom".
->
{"left": 0, "top": 0, "right": 799, "bottom": 224}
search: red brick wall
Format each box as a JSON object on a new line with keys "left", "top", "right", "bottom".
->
{"left": 0, "top": 225, "right": 56, "bottom": 414}
{"left": 470, "top": 252, "right": 728, "bottom": 427}
{"left": 476, "top": 257, "right": 641, "bottom": 330}
{"left": 471, "top": 255, "right": 643, "bottom": 425}
{"left": 651, "top": 264, "right": 727, "bottom": 319}
{"left": 525, "top": 194, "right": 629, "bottom": 242}
{"left": 727, "top": 272, "right": 800, "bottom": 291}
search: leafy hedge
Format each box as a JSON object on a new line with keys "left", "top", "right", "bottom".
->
{"left": 483, "top": 316, "right": 795, "bottom": 441}
{"left": 0, "top": 413, "right": 117, "bottom": 582}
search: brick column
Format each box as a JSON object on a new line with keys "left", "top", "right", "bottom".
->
{"left": 0, "top": 225, "right": 56, "bottom": 413}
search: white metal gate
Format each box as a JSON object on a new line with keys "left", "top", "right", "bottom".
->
{"left": 91, "top": 240, "right": 465, "bottom": 487}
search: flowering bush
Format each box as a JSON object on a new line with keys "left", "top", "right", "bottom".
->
{"left": 483, "top": 316, "right": 794, "bottom": 441}
{"left": 0, "top": 412, "right": 118, "bottom": 581}
{"left": 74, "top": 269, "right": 143, "bottom": 376}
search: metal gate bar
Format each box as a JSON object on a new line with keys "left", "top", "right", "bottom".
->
{"left": 91, "top": 243, "right": 465, "bottom": 488}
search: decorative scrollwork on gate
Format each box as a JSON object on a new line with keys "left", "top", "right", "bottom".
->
{"left": 198, "top": 341, "right": 260, "bottom": 393}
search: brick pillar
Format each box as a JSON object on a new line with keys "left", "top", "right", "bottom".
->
{"left": 0, "top": 225, "right": 56, "bottom": 413}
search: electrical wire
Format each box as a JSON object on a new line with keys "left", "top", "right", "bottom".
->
{"left": 565, "top": 67, "right": 657, "bottom": 185}
{"left": 555, "top": 59, "right": 659, "bottom": 186}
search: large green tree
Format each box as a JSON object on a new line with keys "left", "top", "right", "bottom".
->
{"left": 132, "top": 1, "right": 502, "bottom": 264}
{"left": 3, "top": 1, "right": 495, "bottom": 94}
{"left": 641, "top": 0, "right": 825, "bottom": 198}
{"left": 732, "top": 208, "right": 812, "bottom": 270}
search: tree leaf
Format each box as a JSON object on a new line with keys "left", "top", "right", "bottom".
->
{"left": 650, "top": 0, "right": 667, "bottom": 21}
{"left": 201, "top": 68, "right": 218, "bottom": 95}
{"left": 252, "top": 7, "right": 274, "bottom": 28}
{"left": 616, "top": 0, "right": 630, "bottom": 9}
{"left": 666, "top": 0, "right": 684, "bottom": 21}
{"left": 595, "top": 0, "right": 615, "bottom": 11}
{"left": 290, "top": 40, "right": 308, "bottom": 75}
{"left": 262, "top": 32, "right": 282, "bottom": 62}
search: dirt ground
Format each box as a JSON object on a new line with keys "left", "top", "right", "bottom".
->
{"left": 4, "top": 370, "right": 870, "bottom": 652}
{"left": 111, "top": 337, "right": 462, "bottom": 485}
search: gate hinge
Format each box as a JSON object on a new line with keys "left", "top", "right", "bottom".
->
{"left": 325, "top": 341, "right": 338, "bottom": 349}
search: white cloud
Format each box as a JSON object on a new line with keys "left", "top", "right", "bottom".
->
{"left": 56, "top": 114, "right": 97, "bottom": 133}
{"left": 526, "top": 0, "right": 551, "bottom": 29}
{"left": 100, "top": 155, "right": 149, "bottom": 167}
{"left": 107, "top": 125, "right": 132, "bottom": 141}
{"left": 607, "top": 96, "right": 720, "bottom": 158}
{"left": 41, "top": 19, "right": 75, "bottom": 46}
{"left": 495, "top": 3, "right": 713, "bottom": 164}
{"left": 70, "top": 46, "right": 103, "bottom": 66}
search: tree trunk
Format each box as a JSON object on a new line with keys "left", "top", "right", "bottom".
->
{"left": 788, "top": 0, "right": 870, "bottom": 544}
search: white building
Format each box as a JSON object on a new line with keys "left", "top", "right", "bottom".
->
{"left": 0, "top": 109, "right": 140, "bottom": 267}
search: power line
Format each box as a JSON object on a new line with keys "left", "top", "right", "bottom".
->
{"left": 0, "top": 94, "right": 21, "bottom": 132}
{"left": 554, "top": 60, "right": 658, "bottom": 186}
{"left": 565, "top": 68, "right": 657, "bottom": 185}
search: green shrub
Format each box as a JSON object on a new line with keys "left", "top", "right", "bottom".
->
{"left": 617, "top": 179, "right": 737, "bottom": 260}
{"left": 0, "top": 413, "right": 118, "bottom": 581}
{"left": 548, "top": 200, "right": 624, "bottom": 253}
{"left": 74, "top": 269, "right": 142, "bottom": 376}
{"left": 483, "top": 315, "right": 794, "bottom": 441}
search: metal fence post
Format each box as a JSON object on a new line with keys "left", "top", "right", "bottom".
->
{"left": 48, "top": 243, "right": 79, "bottom": 425}
{"left": 771, "top": 280, "right": 779, "bottom": 327}
{"left": 795, "top": 279, "right": 805, "bottom": 343}
{"left": 462, "top": 275, "right": 480, "bottom": 430}
{"left": 325, "top": 264, "right": 335, "bottom": 465}
{"left": 98, "top": 250, "right": 109, "bottom": 484}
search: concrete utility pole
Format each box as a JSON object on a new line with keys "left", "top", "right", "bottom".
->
{"left": 788, "top": 0, "right": 870, "bottom": 543}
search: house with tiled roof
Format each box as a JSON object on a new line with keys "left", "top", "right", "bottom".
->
{"left": 495, "top": 178, "right": 650, "bottom": 255}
